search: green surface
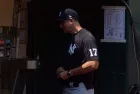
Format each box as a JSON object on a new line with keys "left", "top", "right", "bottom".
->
{"left": 99, "top": 43, "right": 126, "bottom": 94}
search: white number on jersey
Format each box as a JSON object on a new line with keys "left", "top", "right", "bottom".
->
{"left": 89, "top": 48, "right": 97, "bottom": 57}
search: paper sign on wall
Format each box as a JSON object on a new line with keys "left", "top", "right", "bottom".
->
{"left": 102, "top": 6, "right": 126, "bottom": 40}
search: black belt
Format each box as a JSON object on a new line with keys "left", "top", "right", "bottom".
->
{"left": 63, "top": 82, "right": 94, "bottom": 89}
{"left": 64, "top": 82, "right": 80, "bottom": 88}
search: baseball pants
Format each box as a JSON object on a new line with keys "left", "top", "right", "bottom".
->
{"left": 63, "top": 82, "right": 94, "bottom": 94}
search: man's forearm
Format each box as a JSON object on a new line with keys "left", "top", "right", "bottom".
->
{"left": 69, "top": 60, "right": 99, "bottom": 77}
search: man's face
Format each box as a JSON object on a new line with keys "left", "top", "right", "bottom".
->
{"left": 59, "top": 19, "right": 73, "bottom": 33}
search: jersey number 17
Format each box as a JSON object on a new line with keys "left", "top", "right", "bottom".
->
{"left": 89, "top": 48, "right": 97, "bottom": 57}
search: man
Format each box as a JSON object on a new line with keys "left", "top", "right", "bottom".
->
{"left": 56, "top": 8, "right": 99, "bottom": 94}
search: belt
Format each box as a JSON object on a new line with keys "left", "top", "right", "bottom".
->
{"left": 64, "top": 82, "right": 80, "bottom": 88}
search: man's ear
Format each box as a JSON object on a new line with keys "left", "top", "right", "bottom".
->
{"left": 70, "top": 19, "right": 73, "bottom": 22}
{"left": 69, "top": 19, "right": 73, "bottom": 24}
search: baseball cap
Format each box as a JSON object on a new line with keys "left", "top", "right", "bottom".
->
{"left": 57, "top": 8, "right": 79, "bottom": 21}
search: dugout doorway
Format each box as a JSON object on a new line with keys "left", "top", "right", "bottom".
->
{"left": 27, "top": 0, "right": 125, "bottom": 94}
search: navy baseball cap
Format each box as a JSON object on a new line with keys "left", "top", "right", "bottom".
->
{"left": 57, "top": 8, "right": 79, "bottom": 21}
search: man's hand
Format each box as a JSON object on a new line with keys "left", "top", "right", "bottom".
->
{"left": 56, "top": 67, "right": 65, "bottom": 75}
{"left": 57, "top": 71, "right": 69, "bottom": 80}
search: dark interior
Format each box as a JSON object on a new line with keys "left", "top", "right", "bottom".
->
{"left": 27, "top": 0, "right": 125, "bottom": 94}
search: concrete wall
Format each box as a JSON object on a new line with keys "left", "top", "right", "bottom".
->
{"left": 126, "top": 0, "right": 140, "bottom": 89}
{"left": 0, "top": 0, "right": 14, "bottom": 26}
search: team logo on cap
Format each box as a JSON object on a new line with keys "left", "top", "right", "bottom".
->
{"left": 69, "top": 15, "right": 72, "bottom": 18}
{"left": 59, "top": 12, "right": 61, "bottom": 17}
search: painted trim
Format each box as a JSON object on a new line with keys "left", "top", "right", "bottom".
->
{"left": 100, "top": 39, "right": 126, "bottom": 43}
